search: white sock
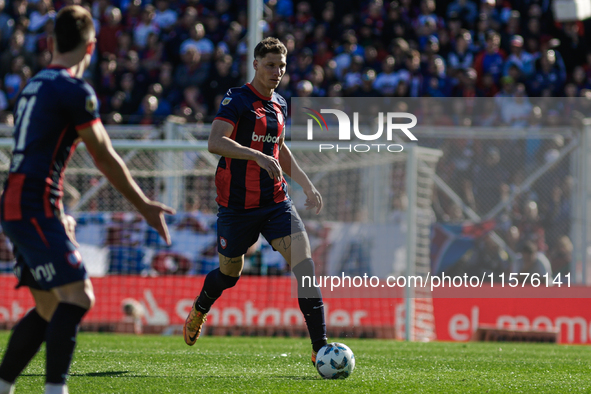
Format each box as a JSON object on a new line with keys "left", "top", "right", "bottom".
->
{"left": 44, "top": 383, "right": 69, "bottom": 394}
{"left": 0, "top": 378, "right": 14, "bottom": 394}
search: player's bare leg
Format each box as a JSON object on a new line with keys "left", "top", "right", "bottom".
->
{"left": 0, "top": 289, "right": 58, "bottom": 394}
{"left": 183, "top": 254, "right": 244, "bottom": 345}
{"left": 32, "top": 289, "right": 60, "bottom": 321}
{"left": 271, "top": 232, "right": 327, "bottom": 366}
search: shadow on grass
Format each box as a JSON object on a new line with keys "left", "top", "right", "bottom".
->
{"left": 80, "top": 371, "right": 130, "bottom": 377}
{"left": 23, "top": 371, "right": 130, "bottom": 378}
{"left": 23, "top": 372, "right": 318, "bottom": 380}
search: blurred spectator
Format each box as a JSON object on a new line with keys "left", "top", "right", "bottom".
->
{"left": 543, "top": 178, "right": 572, "bottom": 250}
{"left": 0, "top": 0, "right": 14, "bottom": 49}
{"left": 289, "top": 47, "right": 314, "bottom": 87}
{"left": 180, "top": 22, "right": 214, "bottom": 62}
{"left": 447, "top": 0, "right": 477, "bottom": 27}
{"left": 295, "top": 80, "right": 313, "bottom": 98}
{"left": 115, "top": 30, "right": 133, "bottom": 63}
{"left": 452, "top": 67, "right": 477, "bottom": 97}
{"left": 503, "top": 35, "right": 535, "bottom": 78}
{"left": 333, "top": 32, "right": 363, "bottom": 78}
{"left": 118, "top": 72, "right": 142, "bottom": 116}
{"left": 471, "top": 146, "right": 508, "bottom": 214}
{"left": 548, "top": 235, "right": 572, "bottom": 276}
{"left": 373, "top": 56, "right": 398, "bottom": 96}
{"left": 500, "top": 83, "right": 532, "bottom": 127}
{"left": 156, "top": 62, "right": 180, "bottom": 110}
{"left": 447, "top": 30, "right": 474, "bottom": 72}
{"left": 29, "top": 0, "right": 55, "bottom": 34}
{"left": 570, "top": 66, "right": 591, "bottom": 93}
{"left": 152, "top": 0, "right": 177, "bottom": 31}
{"left": 96, "top": 54, "right": 118, "bottom": 98}
{"left": 398, "top": 49, "right": 424, "bottom": 97}
{"left": 140, "top": 31, "right": 163, "bottom": 79}
{"left": 474, "top": 31, "right": 505, "bottom": 85}
{"left": 0, "top": 30, "right": 34, "bottom": 78}
{"left": 134, "top": 94, "right": 159, "bottom": 124}
{"left": 518, "top": 200, "right": 546, "bottom": 253}
{"left": 174, "top": 46, "right": 209, "bottom": 89}
{"left": 97, "top": 6, "right": 122, "bottom": 56}
{"left": 10, "top": 0, "right": 28, "bottom": 22}
{"left": 216, "top": 21, "right": 245, "bottom": 58}
{"left": 513, "top": 240, "right": 552, "bottom": 278}
{"left": 0, "top": 79, "right": 7, "bottom": 112}
{"left": 466, "top": 234, "right": 510, "bottom": 278}
{"left": 352, "top": 69, "right": 380, "bottom": 97}
{"left": 528, "top": 50, "right": 565, "bottom": 96}
{"left": 306, "top": 65, "right": 326, "bottom": 97}
{"left": 204, "top": 54, "right": 238, "bottom": 108}
{"left": 4, "top": 55, "right": 25, "bottom": 104}
{"left": 557, "top": 22, "right": 588, "bottom": 74}
{"left": 177, "top": 85, "right": 207, "bottom": 121}
{"left": 343, "top": 55, "right": 364, "bottom": 94}
{"left": 164, "top": 6, "right": 197, "bottom": 66}
{"left": 133, "top": 4, "right": 159, "bottom": 49}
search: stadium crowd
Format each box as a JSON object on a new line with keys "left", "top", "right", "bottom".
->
{"left": 0, "top": 0, "right": 588, "bottom": 124}
{"left": 0, "top": 0, "right": 585, "bottom": 278}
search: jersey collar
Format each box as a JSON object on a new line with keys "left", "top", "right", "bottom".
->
{"left": 246, "top": 83, "right": 272, "bottom": 101}
{"left": 47, "top": 64, "right": 76, "bottom": 78}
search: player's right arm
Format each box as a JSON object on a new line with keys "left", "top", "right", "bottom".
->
{"left": 208, "top": 120, "right": 282, "bottom": 180}
{"left": 77, "top": 121, "right": 175, "bottom": 244}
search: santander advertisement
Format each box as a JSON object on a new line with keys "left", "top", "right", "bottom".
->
{"left": 2, "top": 275, "right": 591, "bottom": 344}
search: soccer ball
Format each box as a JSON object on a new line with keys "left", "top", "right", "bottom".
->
{"left": 315, "top": 342, "right": 355, "bottom": 379}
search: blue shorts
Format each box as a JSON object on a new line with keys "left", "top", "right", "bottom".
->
{"left": 217, "top": 199, "right": 306, "bottom": 258}
{"left": 2, "top": 216, "right": 87, "bottom": 290}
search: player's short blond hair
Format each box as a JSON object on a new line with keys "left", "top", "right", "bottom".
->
{"left": 254, "top": 37, "right": 287, "bottom": 59}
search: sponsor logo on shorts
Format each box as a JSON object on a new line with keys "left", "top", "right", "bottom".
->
{"left": 31, "top": 263, "right": 56, "bottom": 283}
{"left": 220, "top": 237, "right": 227, "bottom": 249}
{"left": 66, "top": 250, "right": 82, "bottom": 268}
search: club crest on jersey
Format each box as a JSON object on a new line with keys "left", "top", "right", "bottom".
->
{"left": 220, "top": 237, "right": 228, "bottom": 249}
{"left": 66, "top": 250, "right": 82, "bottom": 268}
{"left": 85, "top": 95, "right": 97, "bottom": 113}
{"left": 222, "top": 97, "right": 232, "bottom": 106}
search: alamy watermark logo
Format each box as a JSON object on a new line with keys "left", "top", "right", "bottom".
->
{"left": 304, "top": 108, "right": 418, "bottom": 153}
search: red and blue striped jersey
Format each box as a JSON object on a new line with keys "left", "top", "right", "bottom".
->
{"left": 213, "top": 83, "right": 288, "bottom": 210}
{"left": 1, "top": 66, "right": 100, "bottom": 220}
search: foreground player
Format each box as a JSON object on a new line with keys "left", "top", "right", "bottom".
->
{"left": 183, "top": 37, "right": 327, "bottom": 364}
{"left": 0, "top": 6, "right": 174, "bottom": 394}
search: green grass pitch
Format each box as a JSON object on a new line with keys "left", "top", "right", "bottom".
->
{"left": 2, "top": 332, "right": 591, "bottom": 393}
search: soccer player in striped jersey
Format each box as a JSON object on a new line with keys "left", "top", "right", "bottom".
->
{"left": 0, "top": 6, "right": 174, "bottom": 394}
{"left": 183, "top": 37, "right": 328, "bottom": 365}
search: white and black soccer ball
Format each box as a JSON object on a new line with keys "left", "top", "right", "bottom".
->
{"left": 316, "top": 342, "right": 355, "bottom": 379}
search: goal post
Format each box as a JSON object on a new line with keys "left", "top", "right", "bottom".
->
{"left": 405, "top": 145, "right": 442, "bottom": 341}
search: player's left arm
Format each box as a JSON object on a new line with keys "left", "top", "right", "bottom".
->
{"left": 278, "top": 135, "right": 323, "bottom": 214}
